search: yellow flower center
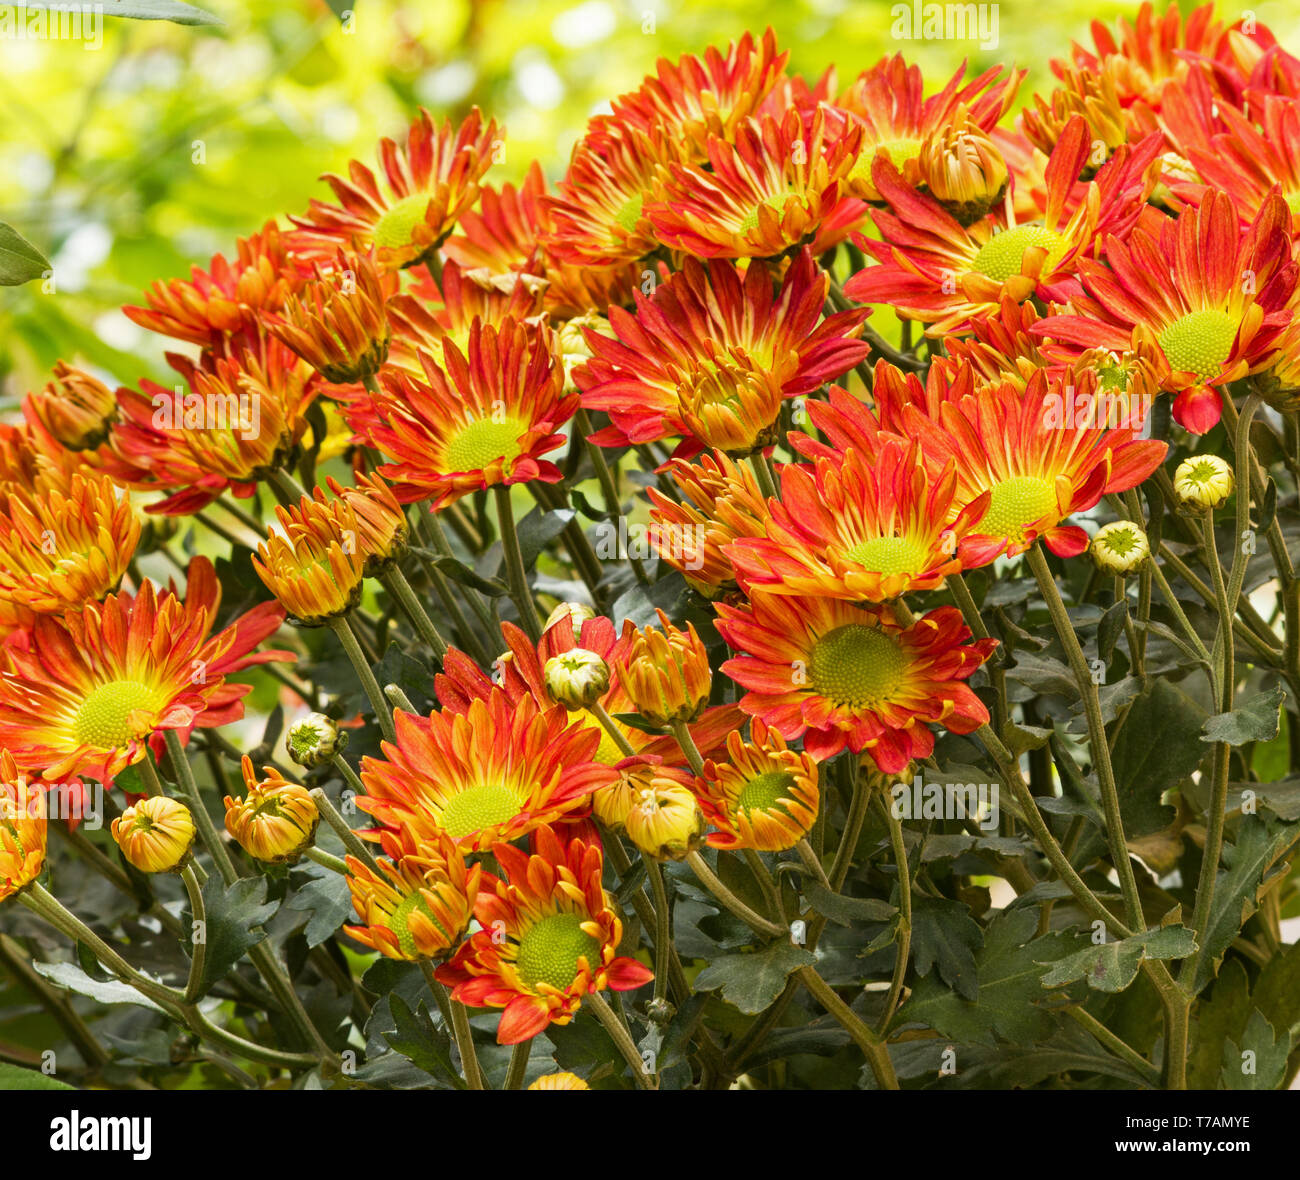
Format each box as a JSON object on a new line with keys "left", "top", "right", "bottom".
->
{"left": 1157, "top": 309, "right": 1238, "bottom": 382}
{"left": 437, "top": 783, "right": 521, "bottom": 841}
{"left": 843, "top": 534, "right": 931, "bottom": 578}
{"left": 390, "top": 888, "right": 444, "bottom": 958}
{"left": 809, "top": 623, "right": 908, "bottom": 708}
{"left": 613, "top": 192, "right": 644, "bottom": 235}
{"left": 739, "top": 190, "right": 794, "bottom": 233}
{"left": 515, "top": 912, "right": 601, "bottom": 991}
{"left": 979, "top": 475, "right": 1059, "bottom": 542}
{"left": 971, "top": 225, "right": 1067, "bottom": 283}
{"left": 736, "top": 769, "right": 798, "bottom": 817}
{"left": 441, "top": 416, "right": 525, "bottom": 474}
{"left": 72, "top": 680, "right": 157, "bottom": 750}
{"left": 373, "top": 193, "right": 433, "bottom": 250}
{"left": 850, "top": 138, "right": 922, "bottom": 186}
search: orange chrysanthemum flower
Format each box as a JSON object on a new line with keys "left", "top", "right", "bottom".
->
{"left": 0, "top": 470, "right": 141, "bottom": 633}
{"left": 696, "top": 718, "right": 819, "bottom": 852}
{"left": 105, "top": 340, "right": 316, "bottom": 516}
{"left": 291, "top": 107, "right": 500, "bottom": 271}
{"left": 252, "top": 489, "right": 366, "bottom": 627}
{"left": 0, "top": 751, "right": 45, "bottom": 903}
{"left": 435, "top": 825, "right": 653, "bottom": 1044}
{"left": 728, "top": 439, "right": 990, "bottom": 602}
{"left": 357, "top": 688, "right": 616, "bottom": 855}
{"left": 1038, "top": 191, "right": 1298, "bottom": 433}
{"left": 716, "top": 594, "right": 996, "bottom": 769}
{"left": 344, "top": 832, "right": 480, "bottom": 963}
{"left": 327, "top": 472, "right": 408, "bottom": 575}
{"left": 646, "top": 107, "right": 863, "bottom": 259}
{"left": 576, "top": 250, "right": 868, "bottom": 456}
{"left": 846, "top": 116, "right": 1161, "bottom": 335}
{"left": 224, "top": 756, "right": 320, "bottom": 864}
{"left": 830, "top": 54, "right": 1021, "bottom": 202}
{"left": 646, "top": 451, "right": 770, "bottom": 598}
{"left": 0, "top": 558, "right": 291, "bottom": 784}
{"left": 124, "top": 221, "right": 312, "bottom": 347}
{"left": 356, "top": 317, "right": 574, "bottom": 510}
{"left": 617, "top": 610, "right": 712, "bottom": 728}
{"left": 24, "top": 362, "right": 118, "bottom": 452}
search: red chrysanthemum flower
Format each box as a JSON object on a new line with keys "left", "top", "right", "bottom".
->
{"left": 435, "top": 824, "right": 652, "bottom": 1044}
{"left": 290, "top": 107, "right": 500, "bottom": 271}
{"left": 576, "top": 249, "right": 868, "bottom": 456}
{"left": 716, "top": 594, "right": 996, "bottom": 769}
{"left": 0, "top": 557, "right": 291, "bottom": 784}
{"left": 845, "top": 116, "right": 1162, "bottom": 335}
{"left": 354, "top": 316, "right": 574, "bottom": 510}
{"left": 1036, "top": 190, "right": 1298, "bottom": 432}
{"left": 645, "top": 107, "right": 864, "bottom": 259}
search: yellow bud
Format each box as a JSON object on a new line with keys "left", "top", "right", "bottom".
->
{"left": 544, "top": 649, "right": 611, "bottom": 709}
{"left": 1090, "top": 521, "right": 1150, "bottom": 574}
{"left": 111, "top": 796, "right": 195, "bottom": 874}
{"left": 1173, "top": 455, "right": 1234, "bottom": 511}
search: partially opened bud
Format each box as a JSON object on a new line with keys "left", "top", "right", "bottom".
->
{"left": 328, "top": 472, "right": 408, "bottom": 575}
{"left": 1173, "top": 455, "right": 1234, "bottom": 511}
{"left": 253, "top": 492, "right": 365, "bottom": 626}
{"left": 617, "top": 610, "right": 711, "bottom": 727}
{"left": 624, "top": 777, "right": 707, "bottom": 862}
{"left": 1090, "top": 521, "right": 1150, "bottom": 574}
{"left": 26, "top": 362, "right": 118, "bottom": 451}
{"left": 111, "top": 796, "right": 195, "bottom": 874}
{"left": 544, "top": 649, "right": 611, "bottom": 709}
{"left": 0, "top": 753, "right": 46, "bottom": 902}
{"left": 544, "top": 601, "right": 596, "bottom": 640}
{"left": 224, "top": 757, "right": 320, "bottom": 864}
{"left": 917, "top": 107, "right": 1008, "bottom": 226}
{"left": 286, "top": 712, "right": 347, "bottom": 769}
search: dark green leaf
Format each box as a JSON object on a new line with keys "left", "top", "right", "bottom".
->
{"left": 804, "top": 884, "right": 895, "bottom": 926}
{"left": 1097, "top": 599, "right": 1128, "bottom": 665}
{"left": 1202, "top": 685, "right": 1287, "bottom": 746}
{"left": 287, "top": 863, "right": 354, "bottom": 948}
{"left": 516, "top": 506, "right": 575, "bottom": 568}
{"left": 1221, "top": 1010, "right": 1292, "bottom": 1090}
{"left": 1188, "top": 958, "right": 1251, "bottom": 1089}
{"left": 694, "top": 942, "right": 816, "bottom": 1014}
{"left": 910, "top": 897, "right": 982, "bottom": 1000}
{"left": 32, "top": 960, "right": 165, "bottom": 1012}
{"left": 1038, "top": 925, "right": 1196, "bottom": 993}
{"left": 383, "top": 995, "right": 462, "bottom": 1088}
{"left": 1109, "top": 679, "right": 1207, "bottom": 837}
{"left": 193, "top": 875, "right": 278, "bottom": 993}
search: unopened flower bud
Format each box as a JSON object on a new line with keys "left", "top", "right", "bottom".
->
{"left": 544, "top": 649, "right": 611, "bottom": 709}
{"left": 1173, "top": 455, "right": 1234, "bottom": 511}
{"left": 617, "top": 610, "right": 711, "bottom": 728}
{"left": 26, "top": 362, "right": 118, "bottom": 451}
{"left": 224, "top": 757, "right": 320, "bottom": 864}
{"left": 624, "top": 779, "right": 707, "bottom": 862}
{"left": 1090, "top": 521, "right": 1150, "bottom": 574}
{"left": 111, "top": 796, "right": 195, "bottom": 873}
{"left": 287, "top": 712, "right": 347, "bottom": 769}
{"left": 917, "top": 108, "right": 1009, "bottom": 226}
{"left": 544, "top": 601, "right": 596, "bottom": 640}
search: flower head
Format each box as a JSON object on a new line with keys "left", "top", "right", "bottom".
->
{"left": 327, "top": 472, "right": 408, "bottom": 575}
{"left": 253, "top": 490, "right": 366, "bottom": 627}
{"left": 528, "top": 1072, "right": 590, "bottom": 1090}
{"left": 435, "top": 825, "right": 653, "bottom": 1043}
{"left": 617, "top": 611, "right": 712, "bottom": 728}
{"left": 1173, "top": 454, "right": 1234, "bottom": 510}
{"left": 544, "top": 649, "right": 611, "bottom": 710}
{"left": 915, "top": 106, "right": 1009, "bottom": 226}
{"left": 25, "top": 363, "right": 118, "bottom": 451}
{"left": 224, "top": 757, "right": 319, "bottom": 863}
{"left": 0, "top": 752, "right": 45, "bottom": 902}
{"left": 286, "top": 711, "right": 346, "bottom": 769}
{"left": 623, "top": 774, "right": 707, "bottom": 861}
{"left": 111, "top": 796, "right": 195, "bottom": 873}
{"left": 1091, "top": 521, "right": 1151, "bottom": 573}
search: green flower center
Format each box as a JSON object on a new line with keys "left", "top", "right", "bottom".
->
{"left": 971, "top": 225, "right": 1067, "bottom": 283}
{"left": 850, "top": 138, "right": 921, "bottom": 186}
{"left": 373, "top": 193, "right": 433, "bottom": 250}
{"left": 979, "top": 475, "right": 1059, "bottom": 542}
{"left": 72, "top": 680, "right": 157, "bottom": 750}
{"left": 736, "top": 769, "right": 798, "bottom": 817}
{"left": 613, "top": 192, "right": 644, "bottom": 235}
{"left": 437, "top": 783, "right": 521, "bottom": 841}
{"left": 1098, "top": 526, "right": 1142, "bottom": 557}
{"left": 843, "top": 534, "right": 931, "bottom": 578}
{"left": 441, "top": 416, "right": 525, "bottom": 474}
{"left": 515, "top": 912, "right": 601, "bottom": 992}
{"left": 389, "top": 888, "right": 445, "bottom": 958}
{"left": 809, "top": 623, "right": 909, "bottom": 709}
{"left": 739, "top": 190, "right": 795, "bottom": 233}
{"left": 1157, "top": 309, "right": 1239, "bottom": 382}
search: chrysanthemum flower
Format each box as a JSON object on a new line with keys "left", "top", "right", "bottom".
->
{"left": 830, "top": 54, "right": 1022, "bottom": 202}
{"left": 617, "top": 611, "right": 712, "bottom": 728}
{"left": 105, "top": 340, "right": 316, "bottom": 515}
{"left": 528, "top": 1072, "right": 590, "bottom": 1090}
{"left": 224, "top": 756, "right": 319, "bottom": 864}
{"left": 291, "top": 107, "right": 500, "bottom": 271}
{"left": 541, "top": 124, "right": 670, "bottom": 267}
{"left": 0, "top": 470, "right": 141, "bottom": 632}
{"left": 646, "top": 451, "right": 770, "bottom": 598}
{"left": 357, "top": 688, "right": 616, "bottom": 855}
{"left": 356, "top": 317, "right": 574, "bottom": 510}
{"left": 125, "top": 221, "right": 312, "bottom": 347}
{"left": 0, "top": 751, "right": 45, "bottom": 902}
{"left": 623, "top": 774, "right": 707, "bottom": 861}
{"left": 435, "top": 825, "right": 653, "bottom": 1044}
{"left": 253, "top": 489, "right": 366, "bottom": 627}
{"left": 576, "top": 250, "right": 868, "bottom": 457}
{"left": 25, "top": 363, "right": 118, "bottom": 452}
{"left": 716, "top": 594, "right": 996, "bottom": 768}
{"left": 326, "top": 472, "right": 407, "bottom": 575}
{"left": 728, "top": 439, "right": 991, "bottom": 602}
{"left": 914, "top": 106, "right": 1009, "bottom": 227}
{"left": 1037, "top": 191, "right": 1297, "bottom": 432}
{"left": 696, "top": 718, "right": 819, "bottom": 852}
{"left": 591, "top": 761, "right": 692, "bottom": 831}
{"left": 846, "top": 116, "right": 1162, "bottom": 335}
{"left": 1173, "top": 453, "right": 1234, "bottom": 510}
{"left": 0, "top": 558, "right": 291, "bottom": 784}
{"left": 607, "top": 28, "right": 789, "bottom": 154}
{"left": 1021, "top": 60, "right": 1132, "bottom": 160}
{"left": 344, "top": 832, "right": 480, "bottom": 962}
{"left": 111, "top": 796, "right": 195, "bottom": 873}
{"left": 265, "top": 251, "right": 392, "bottom": 384}
{"left": 645, "top": 107, "right": 863, "bottom": 259}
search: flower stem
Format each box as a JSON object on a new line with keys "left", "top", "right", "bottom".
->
{"left": 421, "top": 963, "right": 484, "bottom": 1090}
{"left": 587, "top": 991, "right": 656, "bottom": 1089}
{"left": 310, "top": 786, "right": 382, "bottom": 874}
{"left": 797, "top": 965, "right": 899, "bottom": 1090}
{"left": 748, "top": 453, "right": 778, "bottom": 501}
{"left": 644, "top": 855, "right": 673, "bottom": 1007}
{"left": 686, "top": 850, "right": 786, "bottom": 937}
{"left": 382, "top": 566, "right": 449, "bottom": 660}
{"left": 327, "top": 614, "right": 397, "bottom": 743}
{"left": 494, "top": 484, "right": 542, "bottom": 642}
{"left": 305, "top": 846, "right": 349, "bottom": 875}
{"left": 794, "top": 838, "right": 831, "bottom": 889}
{"left": 880, "top": 802, "right": 912, "bottom": 1033}
{"left": 163, "top": 730, "right": 238, "bottom": 885}
{"left": 669, "top": 719, "right": 707, "bottom": 777}
{"left": 588, "top": 701, "right": 637, "bottom": 757}
{"left": 504, "top": 1038, "right": 532, "bottom": 1090}
{"left": 180, "top": 864, "right": 207, "bottom": 1004}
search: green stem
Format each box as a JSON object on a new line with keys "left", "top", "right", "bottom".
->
{"left": 310, "top": 786, "right": 382, "bottom": 874}
{"left": 494, "top": 485, "right": 542, "bottom": 642}
{"left": 422, "top": 964, "right": 484, "bottom": 1091}
{"left": 163, "top": 730, "right": 237, "bottom": 885}
{"left": 880, "top": 803, "right": 912, "bottom": 1033}
{"left": 1064, "top": 1006, "right": 1161, "bottom": 1086}
{"left": 382, "top": 567, "right": 449, "bottom": 660}
{"left": 686, "top": 851, "right": 786, "bottom": 937}
{"left": 587, "top": 991, "right": 655, "bottom": 1089}
{"left": 797, "top": 965, "right": 899, "bottom": 1090}
{"left": 644, "top": 856, "right": 673, "bottom": 1008}
{"left": 670, "top": 719, "right": 707, "bottom": 777}
{"left": 589, "top": 702, "right": 637, "bottom": 757}
{"left": 180, "top": 865, "right": 207, "bottom": 1005}
{"left": 504, "top": 1038, "right": 532, "bottom": 1090}
{"left": 305, "top": 846, "right": 349, "bottom": 875}
{"left": 327, "top": 614, "right": 396, "bottom": 743}
{"left": 748, "top": 453, "right": 778, "bottom": 501}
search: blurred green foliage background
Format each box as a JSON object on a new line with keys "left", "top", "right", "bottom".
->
{"left": 2, "top": 0, "right": 1300, "bottom": 407}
